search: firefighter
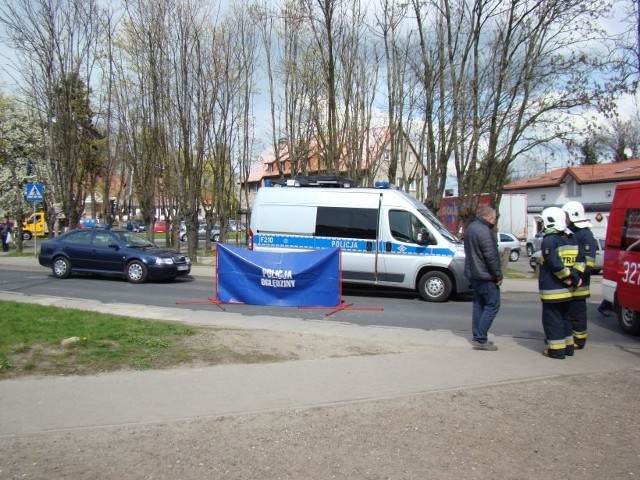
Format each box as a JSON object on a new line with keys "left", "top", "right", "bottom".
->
{"left": 562, "top": 201, "right": 597, "bottom": 349}
{"left": 537, "top": 207, "right": 580, "bottom": 359}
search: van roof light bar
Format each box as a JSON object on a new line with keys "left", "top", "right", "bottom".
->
{"left": 276, "top": 175, "right": 358, "bottom": 188}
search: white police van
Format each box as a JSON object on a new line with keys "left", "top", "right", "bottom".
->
{"left": 249, "top": 176, "right": 470, "bottom": 302}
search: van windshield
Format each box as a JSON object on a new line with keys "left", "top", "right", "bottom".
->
{"left": 418, "top": 208, "right": 461, "bottom": 243}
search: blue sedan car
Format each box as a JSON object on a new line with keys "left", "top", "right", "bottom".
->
{"left": 38, "top": 229, "right": 191, "bottom": 283}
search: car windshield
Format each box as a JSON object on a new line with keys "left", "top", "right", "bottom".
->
{"left": 116, "top": 231, "right": 155, "bottom": 248}
{"left": 417, "top": 207, "right": 461, "bottom": 243}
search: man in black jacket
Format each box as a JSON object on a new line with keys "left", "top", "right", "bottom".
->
{"left": 463, "top": 205, "right": 503, "bottom": 351}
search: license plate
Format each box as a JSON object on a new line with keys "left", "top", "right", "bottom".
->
{"left": 177, "top": 265, "right": 189, "bottom": 271}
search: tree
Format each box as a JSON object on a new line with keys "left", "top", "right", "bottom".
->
{"left": 0, "top": 94, "right": 43, "bottom": 251}
{"left": 414, "top": 0, "right": 619, "bottom": 223}
{"left": 0, "top": 0, "right": 107, "bottom": 231}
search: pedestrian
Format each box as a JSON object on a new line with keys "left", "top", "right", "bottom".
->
{"left": 597, "top": 299, "right": 613, "bottom": 317}
{"left": 538, "top": 207, "right": 580, "bottom": 359}
{"left": 0, "top": 222, "right": 6, "bottom": 252}
{"left": 562, "top": 201, "right": 597, "bottom": 349}
{"left": 0, "top": 219, "right": 10, "bottom": 252}
{"left": 463, "top": 205, "right": 503, "bottom": 351}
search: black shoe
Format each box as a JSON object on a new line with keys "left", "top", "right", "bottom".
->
{"left": 597, "top": 307, "right": 610, "bottom": 317}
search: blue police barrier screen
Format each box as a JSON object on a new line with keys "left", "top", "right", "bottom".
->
{"left": 216, "top": 244, "right": 341, "bottom": 307}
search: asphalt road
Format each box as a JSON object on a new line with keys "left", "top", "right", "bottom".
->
{"left": 1, "top": 254, "right": 637, "bottom": 349}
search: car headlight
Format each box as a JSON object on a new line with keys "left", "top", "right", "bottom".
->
{"left": 155, "top": 258, "right": 174, "bottom": 265}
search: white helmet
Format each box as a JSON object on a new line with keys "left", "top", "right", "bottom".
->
{"left": 562, "top": 201, "right": 586, "bottom": 222}
{"left": 541, "top": 207, "right": 568, "bottom": 232}
{"left": 562, "top": 200, "right": 592, "bottom": 228}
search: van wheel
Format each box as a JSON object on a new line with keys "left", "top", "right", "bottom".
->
{"left": 616, "top": 305, "right": 640, "bottom": 336}
{"left": 418, "top": 271, "right": 452, "bottom": 302}
{"left": 23, "top": 231, "right": 33, "bottom": 241}
{"left": 509, "top": 249, "right": 520, "bottom": 262}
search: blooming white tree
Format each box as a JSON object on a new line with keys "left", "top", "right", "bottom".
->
{"left": 0, "top": 94, "right": 44, "bottom": 251}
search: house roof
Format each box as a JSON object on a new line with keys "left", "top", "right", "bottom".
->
{"left": 503, "top": 159, "right": 640, "bottom": 190}
{"left": 246, "top": 128, "right": 393, "bottom": 184}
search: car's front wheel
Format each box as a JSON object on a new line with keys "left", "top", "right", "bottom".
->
{"left": 509, "top": 249, "right": 520, "bottom": 262}
{"left": 125, "top": 260, "right": 148, "bottom": 284}
{"left": 212, "top": 233, "right": 220, "bottom": 242}
{"left": 526, "top": 244, "right": 533, "bottom": 257}
{"left": 51, "top": 256, "right": 71, "bottom": 279}
{"left": 23, "top": 230, "right": 33, "bottom": 241}
{"left": 418, "top": 271, "right": 452, "bottom": 302}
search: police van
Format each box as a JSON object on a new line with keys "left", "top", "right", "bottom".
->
{"left": 602, "top": 180, "right": 640, "bottom": 335}
{"left": 249, "top": 176, "right": 470, "bottom": 302}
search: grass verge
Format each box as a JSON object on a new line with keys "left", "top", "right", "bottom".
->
{"left": 0, "top": 301, "right": 285, "bottom": 379}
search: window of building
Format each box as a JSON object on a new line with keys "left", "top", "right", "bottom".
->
{"left": 566, "top": 178, "right": 582, "bottom": 197}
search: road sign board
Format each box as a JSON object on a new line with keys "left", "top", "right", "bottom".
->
{"left": 25, "top": 182, "right": 44, "bottom": 202}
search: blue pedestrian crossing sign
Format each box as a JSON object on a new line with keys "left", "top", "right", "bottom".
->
{"left": 25, "top": 182, "right": 44, "bottom": 202}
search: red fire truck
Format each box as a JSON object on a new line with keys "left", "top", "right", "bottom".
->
{"left": 602, "top": 180, "right": 640, "bottom": 335}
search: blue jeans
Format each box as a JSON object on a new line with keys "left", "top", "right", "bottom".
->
{"left": 471, "top": 280, "right": 501, "bottom": 343}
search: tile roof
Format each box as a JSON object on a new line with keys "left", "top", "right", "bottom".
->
{"left": 246, "top": 128, "right": 392, "bottom": 183}
{"left": 503, "top": 159, "right": 640, "bottom": 190}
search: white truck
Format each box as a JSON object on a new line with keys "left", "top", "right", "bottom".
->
{"left": 249, "top": 177, "right": 471, "bottom": 302}
{"left": 497, "top": 193, "right": 528, "bottom": 241}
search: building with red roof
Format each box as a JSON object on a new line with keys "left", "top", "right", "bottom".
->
{"left": 502, "top": 159, "right": 640, "bottom": 239}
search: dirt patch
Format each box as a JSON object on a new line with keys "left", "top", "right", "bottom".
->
{"left": 1, "top": 368, "right": 638, "bottom": 479}
{"left": 1, "top": 327, "right": 423, "bottom": 379}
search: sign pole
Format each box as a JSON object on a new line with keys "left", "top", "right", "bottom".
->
{"left": 33, "top": 202, "right": 36, "bottom": 257}
{"left": 25, "top": 182, "right": 44, "bottom": 258}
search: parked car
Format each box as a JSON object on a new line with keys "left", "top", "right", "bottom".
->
{"left": 153, "top": 220, "right": 168, "bottom": 234}
{"left": 38, "top": 229, "right": 191, "bottom": 283}
{"left": 497, "top": 232, "right": 522, "bottom": 262}
{"left": 525, "top": 231, "right": 544, "bottom": 257}
{"left": 131, "top": 220, "right": 146, "bottom": 233}
{"left": 228, "top": 220, "right": 246, "bottom": 232}
{"left": 529, "top": 237, "right": 605, "bottom": 273}
{"left": 180, "top": 223, "right": 220, "bottom": 243}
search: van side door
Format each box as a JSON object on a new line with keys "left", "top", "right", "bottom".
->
{"left": 315, "top": 206, "right": 380, "bottom": 282}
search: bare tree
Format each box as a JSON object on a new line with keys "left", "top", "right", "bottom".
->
{"left": 434, "top": 0, "right": 616, "bottom": 222}
{"left": 0, "top": 0, "right": 107, "bottom": 230}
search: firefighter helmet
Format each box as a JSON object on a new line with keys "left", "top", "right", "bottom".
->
{"left": 541, "top": 207, "right": 568, "bottom": 232}
{"left": 562, "top": 200, "right": 591, "bottom": 227}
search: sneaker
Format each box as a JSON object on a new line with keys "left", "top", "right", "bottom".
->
{"left": 472, "top": 340, "right": 498, "bottom": 351}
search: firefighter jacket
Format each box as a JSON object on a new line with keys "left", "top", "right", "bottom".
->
{"left": 538, "top": 232, "right": 579, "bottom": 303}
{"left": 568, "top": 225, "right": 597, "bottom": 299}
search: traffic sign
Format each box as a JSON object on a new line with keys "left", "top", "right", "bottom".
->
{"left": 25, "top": 182, "right": 44, "bottom": 202}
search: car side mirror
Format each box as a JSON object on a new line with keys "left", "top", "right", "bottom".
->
{"left": 416, "top": 228, "right": 431, "bottom": 246}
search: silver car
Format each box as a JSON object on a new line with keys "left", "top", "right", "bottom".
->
{"left": 497, "top": 232, "right": 522, "bottom": 262}
{"left": 180, "top": 223, "right": 220, "bottom": 243}
{"left": 529, "top": 237, "right": 605, "bottom": 273}
{"left": 525, "top": 231, "right": 544, "bottom": 257}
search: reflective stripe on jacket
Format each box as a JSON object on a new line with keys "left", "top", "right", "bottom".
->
{"left": 569, "top": 226, "right": 597, "bottom": 299}
{"left": 538, "top": 234, "right": 578, "bottom": 303}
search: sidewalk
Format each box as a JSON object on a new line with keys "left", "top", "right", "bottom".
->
{"left": 1, "top": 255, "right": 639, "bottom": 478}
{"left": 0, "top": 266, "right": 640, "bottom": 436}
{"left": 0, "top": 256, "right": 633, "bottom": 437}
